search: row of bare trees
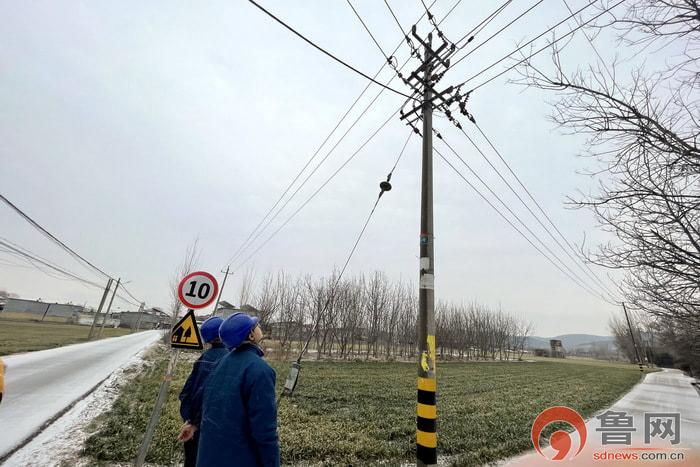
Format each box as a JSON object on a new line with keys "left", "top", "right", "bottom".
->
{"left": 238, "top": 270, "right": 532, "bottom": 361}
{"left": 519, "top": 1, "right": 699, "bottom": 374}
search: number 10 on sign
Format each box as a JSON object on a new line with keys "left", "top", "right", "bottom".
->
{"left": 177, "top": 271, "right": 219, "bottom": 310}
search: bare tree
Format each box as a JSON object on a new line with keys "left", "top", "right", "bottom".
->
{"left": 166, "top": 238, "right": 200, "bottom": 343}
{"left": 517, "top": 0, "right": 699, "bottom": 372}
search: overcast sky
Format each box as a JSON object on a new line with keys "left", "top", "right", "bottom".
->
{"left": 1, "top": 0, "right": 648, "bottom": 336}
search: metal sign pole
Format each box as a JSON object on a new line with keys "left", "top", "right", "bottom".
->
{"left": 133, "top": 348, "right": 181, "bottom": 467}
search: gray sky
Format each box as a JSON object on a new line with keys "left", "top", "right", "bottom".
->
{"left": 1, "top": 0, "right": 642, "bottom": 336}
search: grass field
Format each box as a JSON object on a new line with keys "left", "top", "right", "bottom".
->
{"left": 83, "top": 348, "right": 646, "bottom": 466}
{"left": 0, "top": 318, "right": 132, "bottom": 355}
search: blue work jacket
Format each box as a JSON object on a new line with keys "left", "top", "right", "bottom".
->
{"left": 196, "top": 343, "right": 280, "bottom": 467}
{"left": 178, "top": 342, "right": 228, "bottom": 422}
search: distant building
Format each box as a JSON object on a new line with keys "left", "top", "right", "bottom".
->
{"left": 3, "top": 297, "right": 85, "bottom": 320}
{"left": 212, "top": 300, "right": 241, "bottom": 319}
{"left": 1, "top": 298, "right": 122, "bottom": 326}
{"left": 550, "top": 339, "right": 565, "bottom": 358}
{"left": 116, "top": 307, "right": 170, "bottom": 329}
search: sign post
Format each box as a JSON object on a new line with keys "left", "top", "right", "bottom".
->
{"left": 134, "top": 271, "right": 218, "bottom": 467}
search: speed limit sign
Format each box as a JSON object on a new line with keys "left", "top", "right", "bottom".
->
{"left": 178, "top": 271, "right": 219, "bottom": 309}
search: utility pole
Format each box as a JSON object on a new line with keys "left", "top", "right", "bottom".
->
{"left": 88, "top": 278, "right": 113, "bottom": 340}
{"left": 41, "top": 302, "right": 52, "bottom": 321}
{"left": 416, "top": 32, "right": 438, "bottom": 467}
{"left": 98, "top": 277, "right": 121, "bottom": 338}
{"left": 210, "top": 266, "right": 234, "bottom": 318}
{"left": 133, "top": 302, "right": 145, "bottom": 332}
{"left": 622, "top": 303, "right": 644, "bottom": 373}
{"left": 397, "top": 18, "right": 463, "bottom": 466}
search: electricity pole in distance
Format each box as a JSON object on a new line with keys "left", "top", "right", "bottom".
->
{"left": 98, "top": 277, "right": 121, "bottom": 338}
{"left": 88, "top": 278, "right": 113, "bottom": 340}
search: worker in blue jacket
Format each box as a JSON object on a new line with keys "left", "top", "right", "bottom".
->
{"left": 178, "top": 312, "right": 279, "bottom": 467}
{"left": 177, "top": 316, "right": 227, "bottom": 467}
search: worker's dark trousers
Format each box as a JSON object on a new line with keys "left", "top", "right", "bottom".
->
{"left": 183, "top": 432, "right": 199, "bottom": 467}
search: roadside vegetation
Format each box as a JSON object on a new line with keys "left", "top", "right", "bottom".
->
{"left": 83, "top": 346, "right": 645, "bottom": 466}
{"left": 0, "top": 316, "right": 132, "bottom": 355}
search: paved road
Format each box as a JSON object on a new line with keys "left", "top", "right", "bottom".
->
{"left": 507, "top": 369, "right": 700, "bottom": 466}
{"left": 0, "top": 330, "right": 161, "bottom": 460}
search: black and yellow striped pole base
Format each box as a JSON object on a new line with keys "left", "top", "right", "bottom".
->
{"left": 416, "top": 376, "right": 437, "bottom": 465}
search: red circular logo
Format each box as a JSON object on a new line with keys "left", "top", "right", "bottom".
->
{"left": 531, "top": 406, "right": 587, "bottom": 461}
{"left": 177, "top": 271, "right": 219, "bottom": 309}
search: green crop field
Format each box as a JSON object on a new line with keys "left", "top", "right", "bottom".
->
{"left": 0, "top": 318, "right": 132, "bottom": 355}
{"left": 83, "top": 348, "right": 646, "bottom": 466}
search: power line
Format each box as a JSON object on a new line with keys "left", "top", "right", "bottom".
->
{"left": 452, "top": 124, "right": 619, "bottom": 301}
{"left": 0, "top": 238, "right": 104, "bottom": 289}
{"left": 224, "top": 2, "right": 441, "bottom": 268}
{"left": 454, "top": 0, "right": 514, "bottom": 47}
{"left": 560, "top": 0, "right": 620, "bottom": 96}
{"left": 471, "top": 121, "right": 621, "bottom": 299}
{"left": 0, "top": 238, "right": 142, "bottom": 307}
{"left": 0, "top": 194, "right": 111, "bottom": 280}
{"left": 450, "top": 0, "right": 545, "bottom": 69}
{"left": 227, "top": 0, "right": 465, "bottom": 270}
{"left": 280, "top": 130, "right": 413, "bottom": 403}
{"left": 435, "top": 135, "right": 617, "bottom": 304}
{"left": 346, "top": 0, "right": 391, "bottom": 64}
{"left": 246, "top": 0, "right": 417, "bottom": 101}
{"left": 226, "top": 64, "right": 404, "bottom": 268}
{"left": 233, "top": 106, "right": 401, "bottom": 273}
{"left": 433, "top": 146, "right": 616, "bottom": 305}
{"left": 461, "top": 0, "right": 625, "bottom": 92}
{"left": 1, "top": 194, "right": 145, "bottom": 305}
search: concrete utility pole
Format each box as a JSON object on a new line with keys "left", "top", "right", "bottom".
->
{"left": 622, "top": 302, "right": 644, "bottom": 373}
{"left": 210, "top": 266, "right": 233, "bottom": 318}
{"left": 88, "top": 278, "right": 113, "bottom": 340}
{"left": 133, "top": 302, "right": 145, "bottom": 332}
{"left": 134, "top": 349, "right": 181, "bottom": 467}
{"left": 98, "top": 277, "right": 121, "bottom": 338}
{"left": 416, "top": 33, "right": 438, "bottom": 467}
{"left": 41, "top": 302, "right": 52, "bottom": 321}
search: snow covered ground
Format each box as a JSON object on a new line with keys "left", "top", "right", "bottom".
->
{"left": 0, "top": 330, "right": 161, "bottom": 464}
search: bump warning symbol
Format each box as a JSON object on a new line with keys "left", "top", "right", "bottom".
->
{"left": 170, "top": 309, "right": 203, "bottom": 350}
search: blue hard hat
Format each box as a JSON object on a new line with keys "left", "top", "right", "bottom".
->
{"left": 219, "top": 312, "right": 259, "bottom": 349}
{"left": 200, "top": 316, "right": 224, "bottom": 343}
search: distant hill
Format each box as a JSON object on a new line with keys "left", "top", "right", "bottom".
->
{"left": 525, "top": 334, "right": 615, "bottom": 350}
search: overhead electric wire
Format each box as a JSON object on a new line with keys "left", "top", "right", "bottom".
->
{"left": 0, "top": 238, "right": 105, "bottom": 289}
{"left": 454, "top": 124, "right": 619, "bottom": 302}
{"left": 224, "top": 3, "right": 442, "bottom": 268}
{"left": 383, "top": 0, "right": 408, "bottom": 39}
{"left": 472, "top": 122, "right": 622, "bottom": 300}
{"left": 560, "top": 0, "right": 620, "bottom": 95}
{"left": 278, "top": 131, "right": 413, "bottom": 404}
{"left": 456, "top": 0, "right": 601, "bottom": 87}
{"left": 436, "top": 134, "right": 617, "bottom": 303}
{"left": 1, "top": 194, "right": 145, "bottom": 305}
{"left": 453, "top": 0, "right": 514, "bottom": 47}
{"left": 450, "top": 0, "right": 546, "bottom": 69}
{"left": 0, "top": 194, "right": 111, "bottom": 280}
{"left": 226, "top": 64, "right": 405, "bottom": 268}
{"left": 232, "top": 106, "right": 401, "bottom": 274}
{"left": 0, "top": 238, "right": 142, "bottom": 308}
{"left": 346, "top": 0, "right": 391, "bottom": 64}
{"left": 434, "top": 146, "right": 617, "bottom": 305}
{"left": 246, "top": 0, "right": 417, "bottom": 101}
{"left": 226, "top": 1, "right": 463, "bottom": 269}
{"left": 460, "top": 0, "right": 626, "bottom": 92}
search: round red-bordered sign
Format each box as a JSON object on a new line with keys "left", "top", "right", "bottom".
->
{"left": 177, "top": 271, "right": 219, "bottom": 309}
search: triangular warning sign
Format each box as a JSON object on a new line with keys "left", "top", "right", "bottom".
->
{"left": 171, "top": 309, "right": 203, "bottom": 350}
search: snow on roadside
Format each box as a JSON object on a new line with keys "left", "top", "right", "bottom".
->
{"left": 3, "top": 342, "right": 161, "bottom": 467}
